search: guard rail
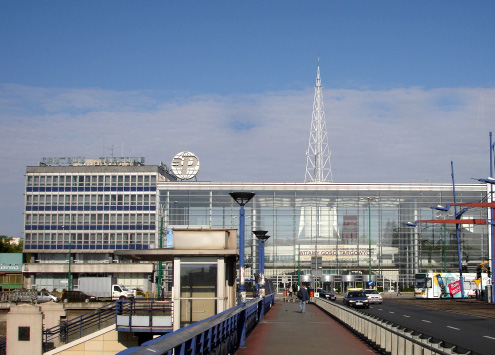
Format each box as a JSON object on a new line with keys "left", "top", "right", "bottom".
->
{"left": 313, "top": 297, "right": 479, "bottom": 355}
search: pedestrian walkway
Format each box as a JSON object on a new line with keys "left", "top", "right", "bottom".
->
{"left": 235, "top": 301, "right": 376, "bottom": 354}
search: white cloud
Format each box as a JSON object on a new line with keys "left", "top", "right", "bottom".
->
{"left": 1, "top": 84, "right": 494, "bottom": 236}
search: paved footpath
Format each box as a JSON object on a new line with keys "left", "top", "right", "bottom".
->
{"left": 235, "top": 301, "right": 376, "bottom": 354}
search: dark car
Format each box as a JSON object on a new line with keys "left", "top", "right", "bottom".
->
{"left": 343, "top": 290, "right": 369, "bottom": 308}
{"left": 61, "top": 290, "right": 96, "bottom": 303}
{"left": 317, "top": 289, "right": 336, "bottom": 301}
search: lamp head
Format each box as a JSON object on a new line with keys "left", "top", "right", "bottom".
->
{"left": 252, "top": 230, "right": 268, "bottom": 239}
{"left": 259, "top": 235, "right": 271, "bottom": 242}
{"left": 431, "top": 204, "right": 450, "bottom": 212}
{"left": 477, "top": 177, "right": 495, "bottom": 184}
{"left": 229, "top": 192, "right": 255, "bottom": 206}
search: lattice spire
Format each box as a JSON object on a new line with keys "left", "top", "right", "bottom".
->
{"left": 305, "top": 59, "right": 333, "bottom": 182}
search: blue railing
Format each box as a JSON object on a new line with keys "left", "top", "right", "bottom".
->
{"left": 117, "top": 293, "right": 275, "bottom": 355}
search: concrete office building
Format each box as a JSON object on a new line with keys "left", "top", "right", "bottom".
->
{"left": 22, "top": 157, "right": 176, "bottom": 292}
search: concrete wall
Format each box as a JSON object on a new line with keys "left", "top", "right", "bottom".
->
{"left": 6, "top": 305, "right": 43, "bottom": 355}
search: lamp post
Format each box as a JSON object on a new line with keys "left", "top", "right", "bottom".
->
{"left": 230, "top": 192, "right": 255, "bottom": 304}
{"left": 253, "top": 230, "right": 270, "bottom": 297}
{"left": 158, "top": 215, "right": 164, "bottom": 300}
{"left": 63, "top": 225, "right": 71, "bottom": 291}
{"left": 68, "top": 240, "right": 72, "bottom": 291}
{"left": 450, "top": 161, "right": 465, "bottom": 300}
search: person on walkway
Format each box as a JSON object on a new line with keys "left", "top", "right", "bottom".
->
{"left": 298, "top": 284, "right": 310, "bottom": 313}
{"left": 397, "top": 285, "right": 401, "bottom": 296}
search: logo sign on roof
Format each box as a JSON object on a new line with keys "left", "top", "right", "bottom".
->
{"left": 171, "top": 151, "right": 200, "bottom": 180}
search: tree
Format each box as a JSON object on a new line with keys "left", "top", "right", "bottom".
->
{"left": 0, "top": 236, "right": 24, "bottom": 253}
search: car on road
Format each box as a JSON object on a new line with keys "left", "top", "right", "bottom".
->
{"left": 317, "top": 288, "right": 336, "bottom": 301}
{"left": 363, "top": 289, "right": 383, "bottom": 304}
{"left": 61, "top": 290, "right": 97, "bottom": 303}
{"left": 343, "top": 290, "right": 369, "bottom": 308}
{"left": 35, "top": 291, "right": 59, "bottom": 302}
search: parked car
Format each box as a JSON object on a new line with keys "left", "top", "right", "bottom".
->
{"left": 363, "top": 289, "right": 382, "bottom": 304}
{"left": 35, "top": 291, "right": 59, "bottom": 303}
{"left": 317, "top": 288, "right": 336, "bottom": 301}
{"left": 343, "top": 290, "right": 369, "bottom": 308}
{"left": 61, "top": 290, "right": 97, "bottom": 303}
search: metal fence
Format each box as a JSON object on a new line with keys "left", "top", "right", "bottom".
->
{"left": 42, "top": 298, "right": 174, "bottom": 352}
{"left": 313, "top": 297, "right": 478, "bottom": 355}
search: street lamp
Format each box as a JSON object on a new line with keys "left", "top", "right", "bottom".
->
{"left": 432, "top": 205, "right": 468, "bottom": 276}
{"left": 62, "top": 225, "right": 71, "bottom": 291}
{"left": 253, "top": 230, "right": 270, "bottom": 297}
{"left": 230, "top": 192, "right": 255, "bottom": 304}
{"left": 476, "top": 173, "right": 495, "bottom": 303}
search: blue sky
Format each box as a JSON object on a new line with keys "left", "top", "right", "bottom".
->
{"left": 1, "top": 1, "right": 495, "bottom": 237}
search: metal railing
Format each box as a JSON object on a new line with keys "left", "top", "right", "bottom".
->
{"left": 0, "top": 290, "right": 37, "bottom": 304}
{"left": 117, "top": 293, "right": 275, "bottom": 355}
{"left": 116, "top": 298, "right": 173, "bottom": 332}
{"left": 313, "top": 297, "right": 478, "bottom": 355}
{"left": 43, "top": 302, "right": 117, "bottom": 352}
{"left": 42, "top": 298, "right": 174, "bottom": 352}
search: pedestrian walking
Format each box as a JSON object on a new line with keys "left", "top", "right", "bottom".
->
{"left": 297, "top": 284, "right": 310, "bottom": 313}
{"left": 397, "top": 285, "right": 401, "bottom": 296}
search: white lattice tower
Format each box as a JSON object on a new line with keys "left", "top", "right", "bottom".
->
{"left": 305, "top": 61, "right": 333, "bottom": 182}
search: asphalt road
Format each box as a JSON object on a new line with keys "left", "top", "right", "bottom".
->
{"left": 356, "top": 298, "right": 495, "bottom": 355}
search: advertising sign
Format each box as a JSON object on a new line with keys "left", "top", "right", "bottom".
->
{"left": 448, "top": 280, "right": 462, "bottom": 296}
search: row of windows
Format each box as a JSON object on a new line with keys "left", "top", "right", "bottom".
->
{"left": 27, "top": 174, "right": 157, "bottom": 187}
{"left": 25, "top": 225, "right": 155, "bottom": 231}
{"left": 25, "top": 232, "right": 153, "bottom": 244}
{"left": 26, "top": 186, "right": 156, "bottom": 192}
{"left": 26, "top": 193, "right": 156, "bottom": 206}
{"left": 26, "top": 212, "right": 156, "bottom": 225}
{"left": 24, "top": 232, "right": 154, "bottom": 250}
{"left": 26, "top": 206, "right": 156, "bottom": 212}
{"left": 0, "top": 274, "right": 22, "bottom": 285}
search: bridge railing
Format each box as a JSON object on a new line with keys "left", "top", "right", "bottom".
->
{"left": 116, "top": 298, "right": 173, "bottom": 332}
{"left": 117, "top": 293, "right": 275, "bottom": 355}
{"left": 313, "top": 297, "right": 476, "bottom": 355}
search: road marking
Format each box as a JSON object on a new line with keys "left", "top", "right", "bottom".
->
{"left": 447, "top": 326, "right": 460, "bottom": 330}
{"left": 402, "top": 315, "right": 410, "bottom": 318}
{"left": 389, "top": 311, "right": 395, "bottom": 314}
{"left": 483, "top": 336, "right": 495, "bottom": 340}
{"left": 421, "top": 320, "right": 432, "bottom": 323}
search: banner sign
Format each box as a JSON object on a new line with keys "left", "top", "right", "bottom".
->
{"left": 448, "top": 280, "right": 461, "bottom": 296}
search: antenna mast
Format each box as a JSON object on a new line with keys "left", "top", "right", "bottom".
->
{"left": 305, "top": 59, "right": 333, "bottom": 182}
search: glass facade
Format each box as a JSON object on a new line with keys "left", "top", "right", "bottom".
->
{"left": 159, "top": 182, "right": 490, "bottom": 287}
